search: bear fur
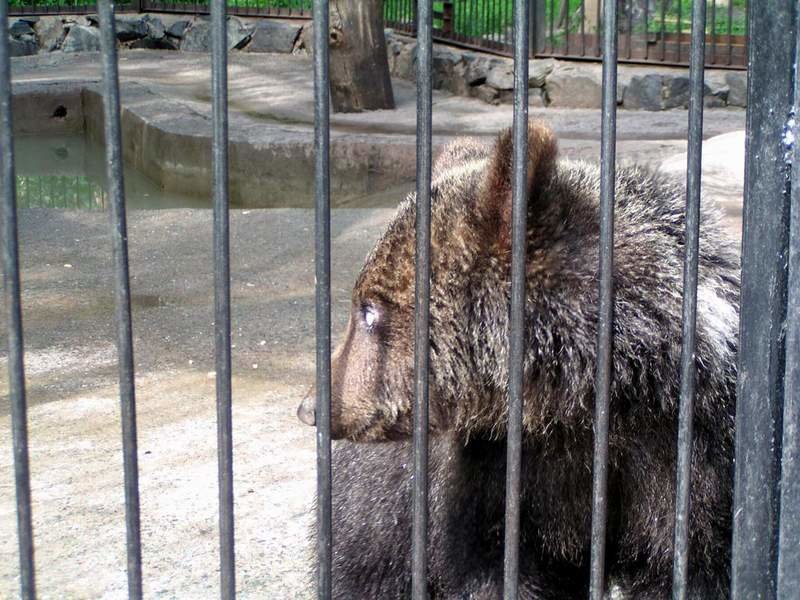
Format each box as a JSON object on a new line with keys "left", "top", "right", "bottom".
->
{"left": 300, "top": 122, "right": 739, "bottom": 599}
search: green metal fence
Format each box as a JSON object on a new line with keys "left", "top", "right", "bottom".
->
{"left": 8, "top": 0, "right": 747, "bottom": 67}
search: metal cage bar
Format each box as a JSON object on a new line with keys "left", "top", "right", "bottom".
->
{"left": 589, "top": 0, "right": 619, "bottom": 596}
{"left": 671, "top": 0, "right": 707, "bottom": 596}
{"left": 97, "top": 1, "right": 145, "bottom": 598}
{"left": 777, "top": 16, "right": 800, "bottom": 593}
{"left": 412, "top": 0, "right": 433, "bottom": 597}
{"left": 211, "top": 0, "right": 237, "bottom": 596}
{"left": 313, "top": 0, "right": 332, "bottom": 597}
{"left": 731, "top": 2, "right": 797, "bottom": 598}
{"left": 1, "top": 3, "right": 36, "bottom": 599}
{"left": 502, "top": 0, "right": 529, "bottom": 596}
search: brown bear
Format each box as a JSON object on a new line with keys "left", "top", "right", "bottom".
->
{"left": 298, "top": 121, "right": 739, "bottom": 599}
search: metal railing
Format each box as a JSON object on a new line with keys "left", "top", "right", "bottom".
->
{"left": 2, "top": 0, "right": 799, "bottom": 600}
{"left": 7, "top": 0, "right": 747, "bottom": 68}
{"left": 386, "top": 0, "right": 748, "bottom": 68}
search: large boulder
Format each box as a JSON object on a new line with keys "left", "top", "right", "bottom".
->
{"left": 61, "top": 25, "right": 100, "bottom": 53}
{"left": 485, "top": 61, "right": 514, "bottom": 91}
{"left": 432, "top": 48, "right": 467, "bottom": 95}
{"left": 726, "top": 71, "right": 747, "bottom": 107}
{"left": 528, "top": 58, "right": 554, "bottom": 88}
{"left": 115, "top": 16, "right": 149, "bottom": 42}
{"left": 244, "top": 20, "right": 302, "bottom": 53}
{"left": 9, "top": 36, "right": 39, "bottom": 57}
{"left": 142, "top": 14, "right": 166, "bottom": 41}
{"left": 10, "top": 20, "right": 36, "bottom": 37}
{"left": 166, "top": 20, "right": 191, "bottom": 40}
{"left": 624, "top": 74, "right": 664, "bottom": 110}
{"left": 545, "top": 62, "right": 602, "bottom": 108}
{"left": 36, "top": 17, "right": 67, "bottom": 52}
{"left": 182, "top": 18, "right": 251, "bottom": 52}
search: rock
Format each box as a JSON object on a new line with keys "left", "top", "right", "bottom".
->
{"left": 393, "top": 42, "right": 417, "bottom": 80}
{"left": 726, "top": 71, "right": 747, "bottom": 107}
{"left": 385, "top": 38, "right": 404, "bottom": 72}
{"left": 485, "top": 61, "right": 514, "bottom": 90}
{"left": 704, "top": 94, "right": 727, "bottom": 108}
{"left": 36, "top": 17, "right": 67, "bottom": 52}
{"left": 529, "top": 87, "right": 546, "bottom": 107}
{"left": 182, "top": 18, "right": 251, "bottom": 52}
{"left": 462, "top": 53, "right": 491, "bottom": 86}
{"left": 115, "top": 17, "right": 149, "bottom": 42}
{"left": 129, "top": 35, "right": 179, "bottom": 50}
{"left": 245, "top": 20, "right": 302, "bottom": 53}
{"left": 181, "top": 21, "right": 211, "bottom": 52}
{"left": 497, "top": 87, "right": 546, "bottom": 106}
{"left": 16, "top": 16, "right": 39, "bottom": 24}
{"left": 142, "top": 15, "right": 166, "bottom": 40}
{"left": 62, "top": 25, "right": 100, "bottom": 53}
{"left": 528, "top": 58, "right": 554, "bottom": 88}
{"left": 10, "top": 20, "right": 36, "bottom": 37}
{"left": 545, "top": 63, "right": 602, "bottom": 108}
{"left": 662, "top": 75, "right": 692, "bottom": 109}
{"left": 166, "top": 20, "right": 191, "bottom": 40}
{"left": 432, "top": 48, "right": 466, "bottom": 95}
{"left": 471, "top": 83, "right": 500, "bottom": 104}
{"left": 297, "top": 22, "right": 314, "bottom": 55}
{"left": 9, "top": 36, "right": 38, "bottom": 57}
{"left": 624, "top": 74, "right": 663, "bottom": 110}
{"left": 228, "top": 18, "right": 253, "bottom": 50}
{"left": 704, "top": 73, "right": 729, "bottom": 107}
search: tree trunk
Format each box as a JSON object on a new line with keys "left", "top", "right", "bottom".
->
{"left": 329, "top": 0, "right": 395, "bottom": 113}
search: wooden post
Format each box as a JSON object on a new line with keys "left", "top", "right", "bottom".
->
{"left": 329, "top": 0, "right": 395, "bottom": 113}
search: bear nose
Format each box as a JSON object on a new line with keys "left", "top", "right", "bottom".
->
{"left": 297, "top": 393, "right": 316, "bottom": 426}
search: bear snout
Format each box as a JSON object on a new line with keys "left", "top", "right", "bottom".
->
{"left": 297, "top": 391, "right": 316, "bottom": 426}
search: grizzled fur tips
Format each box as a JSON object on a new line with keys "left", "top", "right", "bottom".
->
{"left": 300, "top": 120, "right": 739, "bottom": 599}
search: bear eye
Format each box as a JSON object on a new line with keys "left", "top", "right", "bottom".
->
{"left": 362, "top": 304, "right": 379, "bottom": 330}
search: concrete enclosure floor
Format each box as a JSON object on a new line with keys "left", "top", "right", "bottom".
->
{"left": 1, "top": 50, "right": 745, "bottom": 598}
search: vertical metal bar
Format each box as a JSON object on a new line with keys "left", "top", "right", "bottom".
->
{"left": 671, "top": 0, "right": 706, "bottom": 596}
{"left": 412, "top": 0, "right": 432, "bottom": 597}
{"left": 312, "top": 0, "right": 332, "bottom": 597}
{"left": 580, "top": 0, "right": 586, "bottom": 56}
{"left": 210, "top": 0, "right": 236, "bottom": 596}
{"left": 0, "top": 4, "right": 36, "bottom": 598}
{"left": 503, "top": 0, "right": 529, "bottom": 597}
{"left": 777, "top": 21, "right": 800, "bottom": 595}
{"left": 726, "top": 0, "right": 733, "bottom": 66}
{"left": 595, "top": 0, "right": 602, "bottom": 57}
{"left": 731, "top": 1, "right": 796, "bottom": 598}
{"left": 589, "top": 0, "right": 618, "bottom": 596}
{"left": 97, "top": 2, "right": 143, "bottom": 598}
{"left": 643, "top": 0, "right": 649, "bottom": 60}
{"left": 711, "top": 0, "right": 717, "bottom": 65}
{"left": 676, "top": 0, "right": 682, "bottom": 62}
{"left": 625, "top": 0, "right": 632, "bottom": 59}
{"left": 660, "top": 0, "right": 666, "bottom": 61}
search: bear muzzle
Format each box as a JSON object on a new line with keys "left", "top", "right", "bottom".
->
{"left": 297, "top": 390, "right": 316, "bottom": 426}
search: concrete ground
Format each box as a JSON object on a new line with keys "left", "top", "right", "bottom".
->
{"left": 1, "top": 50, "right": 745, "bottom": 599}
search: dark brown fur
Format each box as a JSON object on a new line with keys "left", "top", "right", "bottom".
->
{"left": 300, "top": 121, "right": 739, "bottom": 599}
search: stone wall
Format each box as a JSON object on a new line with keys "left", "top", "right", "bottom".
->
{"left": 7, "top": 14, "right": 306, "bottom": 56}
{"left": 385, "top": 32, "right": 747, "bottom": 110}
{"left": 7, "top": 14, "right": 747, "bottom": 110}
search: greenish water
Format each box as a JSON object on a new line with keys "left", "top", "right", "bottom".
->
{"left": 14, "top": 135, "right": 211, "bottom": 210}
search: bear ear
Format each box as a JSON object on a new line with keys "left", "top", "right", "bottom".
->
{"left": 478, "top": 121, "right": 558, "bottom": 249}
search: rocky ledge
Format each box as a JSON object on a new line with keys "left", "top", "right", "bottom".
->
{"left": 7, "top": 13, "right": 746, "bottom": 110}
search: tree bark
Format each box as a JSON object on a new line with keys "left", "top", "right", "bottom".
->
{"left": 329, "top": 0, "right": 395, "bottom": 113}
